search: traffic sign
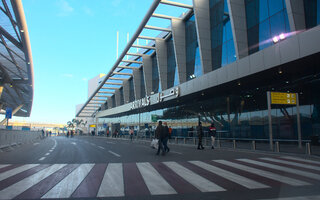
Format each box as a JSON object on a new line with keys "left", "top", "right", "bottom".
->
{"left": 5, "top": 108, "right": 12, "bottom": 119}
{"left": 271, "top": 92, "right": 296, "bottom": 105}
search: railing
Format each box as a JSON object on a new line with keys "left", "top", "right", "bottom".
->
{"left": 0, "top": 130, "right": 41, "bottom": 149}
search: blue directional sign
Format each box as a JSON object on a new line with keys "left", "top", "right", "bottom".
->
{"left": 6, "top": 108, "right": 12, "bottom": 119}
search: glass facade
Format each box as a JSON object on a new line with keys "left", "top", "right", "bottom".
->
{"left": 210, "top": 0, "right": 236, "bottom": 70}
{"left": 167, "top": 37, "right": 178, "bottom": 88}
{"left": 100, "top": 77, "right": 320, "bottom": 140}
{"left": 304, "top": 0, "right": 320, "bottom": 28}
{"left": 245, "top": 0, "right": 290, "bottom": 54}
{"left": 97, "top": 1, "right": 320, "bottom": 143}
{"left": 186, "top": 15, "right": 202, "bottom": 80}
{"left": 151, "top": 55, "right": 160, "bottom": 93}
{"left": 129, "top": 79, "right": 135, "bottom": 102}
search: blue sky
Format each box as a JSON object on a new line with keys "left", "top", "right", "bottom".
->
{"left": 13, "top": 0, "right": 191, "bottom": 124}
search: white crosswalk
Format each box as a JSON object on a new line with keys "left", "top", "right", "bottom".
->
{"left": 97, "top": 163, "right": 124, "bottom": 197}
{"left": 0, "top": 156, "right": 318, "bottom": 199}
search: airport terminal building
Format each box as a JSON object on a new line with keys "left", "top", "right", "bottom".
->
{"left": 77, "top": 0, "right": 320, "bottom": 141}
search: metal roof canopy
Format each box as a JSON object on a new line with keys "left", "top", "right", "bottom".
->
{"left": 0, "top": 0, "right": 34, "bottom": 118}
{"left": 76, "top": 0, "right": 193, "bottom": 117}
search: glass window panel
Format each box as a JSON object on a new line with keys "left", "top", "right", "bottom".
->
{"left": 246, "top": 0, "right": 259, "bottom": 29}
{"left": 259, "top": 0, "right": 269, "bottom": 22}
{"left": 225, "top": 20, "right": 233, "bottom": 41}
{"left": 227, "top": 39, "right": 236, "bottom": 64}
{"left": 194, "top": 46, "right": 202, "bottom": 77}
{"left": 268, "top": 0, "right": 283, "bottom": 17}
{"left": 284, "top": 10, "right": 290, "bottom": 32}
{"left": 259, "top": 19, "right": 271, "bottom": 50}
{"left": 270, "top": 11, "right": 286, "bottom": 38}
{"left": 318, "top": 0, "right": 320, "bottom": 25}
{"left": 247, "top": 26, "right": 259, "bottom": 54}
{"left": 224, "top": 0, "right": 229, "bottom": 12}
{"left": 221, "top": 43, "right": 228, "bottom": 67}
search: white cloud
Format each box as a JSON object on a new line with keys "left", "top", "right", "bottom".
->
{"left": 61, "top": 74, "right": 73, "bottom": 78}
{"left": 57, "top": 0, "right": 74, "bottom": 16}
{"left": 82, "top": 6, "right": 94, "bottom": 16}
{"left": 112, "top": 0, "right": 121, "bottom": 7}
{"left": 82, "top": 78, "right": 88, "bottom": 81}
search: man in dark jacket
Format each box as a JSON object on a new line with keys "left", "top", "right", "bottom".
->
{"left": 163, "top": 122, "right": 170, "bottom": 152}
{"left": 197, "top": 122, "right": 204, "bottom": 150}
{"left": 155, "top": 121, "right": 165, "bottom": 155}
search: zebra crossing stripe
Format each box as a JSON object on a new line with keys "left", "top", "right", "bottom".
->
{"left": 0, "top": 164, "right": 39, "bottom": 182}
{"left": 97, "top": 163, "right": 124, "bottom": 197}
{"left": 281, "top": 156, "right": 320, "bottom": 166}
{"left": 41, "top": 164, "right": 94, "bottom": 199}
{"left": 260, "top": 158, "right": 320, "bottom": 171}
{"left": 0, "top": 164, "right": 66, "bottom": 200}
{"left": 238, "top": 159, "right": 320, "bottom": 180}
{"left": 259, "top": 194, "right": 320, "bottom": 200}
{"left": 214, "top": 160, "right": 310, "bottom": 186}
{"left": 163, "top": 162, "right": 225, "bottom": 192}
{"left": 190, "top": 161, "right": 268, "bottom": 189}
{"left": 0, "top": 165, "right": 10, "bottom": 170}
{"left": 137, "top": 162, "right": 177, "bottom": 195}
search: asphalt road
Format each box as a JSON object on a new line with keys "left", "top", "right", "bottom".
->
{"left": 0, "top": 135, "right": 319, "bottom": 200}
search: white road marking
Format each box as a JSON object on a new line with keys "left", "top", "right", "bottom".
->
{"left": 137, "top": 162, "right": 177, "bottom": 195}
{"left": 97, "top": 163, "right": 124, "bottom": 197}
{"left": 260, "top": 157, "right": 320, "bottom": 171}
{"left": 108, "top": 151, "right": 121, "bottom": 157}
{"left": 214, "top": 160, "right": 310, "bottom": 186}
{"left": 49, "top": 150, "right": 53, "bottom": 152}
{"left": 39, "top": 157, "right": 46, "bottom": 161}
{"left": 42, "top": 164, "right": 94, "bottom": 198}
{"left": 71, "top": 142, "right": 76, "bottom": 145}
{"left": 238, "top": 159, "right": 320, "bottom": 180}
{"left": 0, "top": 164, "right": 66, "bottom": 200}
{"left": 98, "top": 146, "right": 105, "bottom": 150}
{"left": 106, "top": 142, "right": 115, "bottom": 144}
{"left": 0, "top": 164, "right": 39, "bottom": 181}
{"left": 163, "top": 161, "right": 225, "bottom": 192}
{"left": 170, "top": 151, "right": 182, "bottom": 155}
{"left": 45, "top": 153, "right": 50, "bottom": 156}
{"left": 0, "top": 164, "right": 10, "bottom": 170}
{"left": 190, "top": 161, "right": 268, "bottom": 189}
{"left": 33, "top": 143, "right": 39, "bottom": 146}
{"left": 281, "top": 156, "right": 320, "bottom": 166}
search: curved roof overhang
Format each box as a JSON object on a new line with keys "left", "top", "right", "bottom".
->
{"left": 0, "top": 0, "right": 34, "bottom": 117}
{"left": 76, "top": 0, "right": 193, "bottom": 118}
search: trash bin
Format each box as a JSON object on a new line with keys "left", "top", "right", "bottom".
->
{"left": 310, "top": 135, "right": 319, "bottom": 146}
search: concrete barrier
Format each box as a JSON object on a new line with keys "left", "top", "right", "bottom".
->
{"left": 0, "top": 129, "right": 41, "bottom": 149}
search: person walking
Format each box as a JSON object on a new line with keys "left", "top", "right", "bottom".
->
{"left": 209, "top": 123, "right": 217, "bottom": 149}
{"left": 155, "top": 121, "right": 165, "bottom": 155}
{"left": 163, "top": 122, "right": 170, "bottom": 152}
{"left": 129, "top": 127, "right": 134, "bottom": 141}
{"left": 197, "top": 122, "right": 204, "bottom": 150}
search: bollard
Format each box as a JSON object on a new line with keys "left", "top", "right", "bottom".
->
{"left": 193, "top": 138, "right": 196, "bottom": 145}
{"left": 233, "top": 140, "right": 236, "bottom": 149}
{"left": 175, "top": 137, "right": 178, "bottom": 144}
{"left": 306, "top": 143, "right": 311, "bottom": 155}
{"left": 183, "top": 138, "right": 186, "bottom": 144}
{"left": 275, "top": 141, "right": 280, "bottom": 152}
{"left": 252, "top": 140, "right": 256, "bottom": 150}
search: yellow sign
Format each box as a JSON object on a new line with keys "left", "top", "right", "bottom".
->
{"left": 271, "top": 92, "right": 296, "bottom": 105}
{"left": 0, "top": 86, "right": 3, "bottom": 98}
{"left": 89, "top": 124, "right": 96, "bottom": 128}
